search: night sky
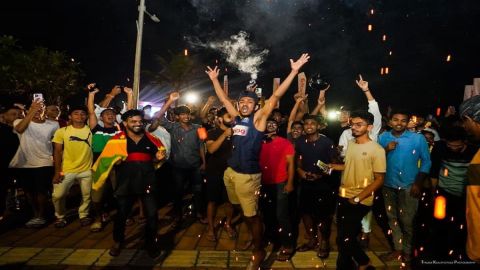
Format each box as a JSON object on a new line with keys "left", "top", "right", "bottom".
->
{"left": 1, "top": 0, "right": 479, "bottom": 115}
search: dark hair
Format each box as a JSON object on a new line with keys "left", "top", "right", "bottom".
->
{"left": 0, "top": 105, "right": 21, "bottom": 114}
{"left": 421, "top": 130, "right": 435, "bottom": 138}
{"left": 291, "top": 120, "right": 303, "bottom": 127}
{"left": 389, "top": 109, "right": 410, "bottom": 120}
{"left": 271, "top": 108, "right": 282, "bottom": 116}
{"left": 121, "top": 109, "right": 144, "bottom": 121}
{"left": 302, "top": 114, "right": 326, "bottom": 125}
{"left": 173, "top": 105, "right": 191, "bottom": 115}
{"left": 216, "top": 107, "right": 228, "bottom": 117}
{"left": 350, "top": 110, "right": 374, "bottom": 125}
{"left": 266, "top": 117, "right": 278, "bottom": 124}
{"left": 208, "top": 107, "right": 217, "bottom": 113}
{"left": 443, "top": 126, "right": 467, "bottom": 142}
{"left": 238, "top": 91, "right": 259, "bottom": 103}
{"left": 143, "top": 105, "right": 152, "bottom": 110}
{"left": 68, "top": 105, "right": 88, "bottom": 115}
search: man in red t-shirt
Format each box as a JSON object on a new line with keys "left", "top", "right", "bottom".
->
{"left": 259, "top": 118, "right": 295, "bottom": 261}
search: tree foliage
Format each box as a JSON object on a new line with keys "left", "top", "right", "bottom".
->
{"left": 145, "top": 51, "right": 196, "bottom": 90}
{"left": 0, "top": 35, "right": 83, "bottom": 105}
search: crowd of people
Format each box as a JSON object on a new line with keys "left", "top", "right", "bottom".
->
{"left": 0, "top": 52, "right": 479, "bottom": 270}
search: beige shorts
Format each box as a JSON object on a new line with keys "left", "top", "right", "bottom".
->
{"left": 223, "top": 167, "right": 261, "bottom": 217}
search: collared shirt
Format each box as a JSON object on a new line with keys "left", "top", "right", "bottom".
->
{"left": 378, "top": 130, "right": 431, "bottom": 188}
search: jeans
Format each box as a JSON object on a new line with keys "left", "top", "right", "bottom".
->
{"left": 52, "top": 170, "right": 92, "bottom": 219}
{"left": 336, "top": 197, "right": 371, "bottom": 270}
{"left": 172, "top": 167, "right": 203, "bottom": 217}
{"left": 113, "top": 194, "right": 158, "bottom": 248}
{"left": 383, "top": 185, "right": 419, "bottom": 255}
{"left": 260, "top": 182, "right": 294, "bottom": 248}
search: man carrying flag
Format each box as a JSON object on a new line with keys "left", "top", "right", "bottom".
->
{"left": 93, "top": 109, "right": 166, "bottom": 258}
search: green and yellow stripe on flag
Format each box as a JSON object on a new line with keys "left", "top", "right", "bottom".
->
{"left": 92, "top": 133, "right": 128, "bottom": 190}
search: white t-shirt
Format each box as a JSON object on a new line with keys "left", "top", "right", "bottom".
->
{"left": 9, "top": 119, "right": 59, "bottom": 168}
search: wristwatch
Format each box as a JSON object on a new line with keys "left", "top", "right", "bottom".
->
{"left": 353, "top": 197, "right": 360, "bottom": 204}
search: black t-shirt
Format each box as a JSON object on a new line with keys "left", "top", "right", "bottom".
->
{"left": 205, "top": 128, "right": 232, "bottom": 177}
{"left": 295, "top": 134, "right": 336, "bottom": 189}
{"left": 0, "top": 123, "right": 19, "bottom": 169}
{"left": 126, "top": 135, "right": 158, "bottom": 157}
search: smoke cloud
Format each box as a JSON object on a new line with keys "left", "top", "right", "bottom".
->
{"left": 209, "top": 31, "right": 268, "bottom": 80}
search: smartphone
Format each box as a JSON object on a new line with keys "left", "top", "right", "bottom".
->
{"left": 255, "top": 87, "right": 262, "bottom": 98}
{"left": 33, "top": 93, "right": 43, "bottom": 101}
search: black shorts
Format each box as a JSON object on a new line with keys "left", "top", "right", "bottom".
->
{"left": 14, "top": 167, "right": 54, "bottom": 194}
{"left": 206, "top": 174, "right": 228, "bottom": 204}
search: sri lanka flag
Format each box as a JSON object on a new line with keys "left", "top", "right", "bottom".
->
{"left": 91, "top": 132, "right": 128, "bottom": 190}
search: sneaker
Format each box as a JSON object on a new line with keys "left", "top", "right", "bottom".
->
{"left": 25, "top": 217, "right": 46, "bottom": 228}
{"left": 80, "top": 217, "right": 93, "bottom": 227}
{"left": 54, "top": 218, "right": 67, "bottom": 228}
{"left": 90, "top": 221, "right": 103, "bottom": 232}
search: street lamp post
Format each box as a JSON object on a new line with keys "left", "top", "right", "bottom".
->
{"left": 133, "top": 0, "right": 159, "bottom": 108}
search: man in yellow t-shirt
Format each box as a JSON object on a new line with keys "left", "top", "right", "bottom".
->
{"left": 51, "top": 105, "right": 93, "bottom": 228}
{"left": 330, "top": 111, "right": 386, "bottom": 270}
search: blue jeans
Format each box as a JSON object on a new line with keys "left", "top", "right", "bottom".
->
{"left": 383, "top": 185, "right": 419, "bottom": 255}
{"left": 260, "top": 182, "right": 294, "bottom": 248}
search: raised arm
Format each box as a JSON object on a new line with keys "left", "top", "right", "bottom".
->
{"left": 14, "top": 100, "right": 43, "bottom": 134}
{"left": 99, "top": 85, "right": 122, "bottom": 108}
{"left": 123, "top": 87, "right": 134, "bottom": 110}
{"left": 287, "top": 94, "right": 307, "bottom": 134}
{"left": 206, "top": 66, "right": 238, "bottom": 118}
{"left": 356, "top": 75, "right": 382, "bottom": 136}
{"left": 148, "top": 92, "right": 179, "bottom": 132}
{"left": 87, "top": 88, "right": 99, "bottom": 129}
{"left": 200, "top": 96, "right": 217, "bottom": 123}
{"left": 311, "top": 84, "right": 330, "bottom": 117}
{"left": 259, "top": 54, "right": 310, "bottom": 120}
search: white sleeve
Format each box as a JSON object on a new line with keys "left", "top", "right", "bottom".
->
{"left": 338, "top": 129, "right": 351, "bottom": 157}
{"left": 94, "top": 104, "right": 106, "bottom": 127}
{"left": 368, "top": 100, "right": 382, "bottom": 138}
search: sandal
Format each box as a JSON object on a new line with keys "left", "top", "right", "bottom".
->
{"left": 276, "top": 247, "right": 294, "bottom": 261}
{"left": 224, "top": 224, "right": 238, "bottom": 239}
{"left": 206, "top": 229, "right": 217, "bottom": 242}
{"left": 296, "top": 240, "right": 317, "bottom": 252}
{"left": 54, "top": 219, "right": 67, "bottom": 228}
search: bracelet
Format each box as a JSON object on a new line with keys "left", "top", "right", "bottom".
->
{"left": 363, "top": 89, "right": 370, "bottom": 92}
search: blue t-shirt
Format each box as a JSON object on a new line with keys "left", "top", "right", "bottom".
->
{"left": 228, "top": 115, "right": 264, "bottom": 174}
{"left": 378, "top": 130, "right": 431, "bottom": 188}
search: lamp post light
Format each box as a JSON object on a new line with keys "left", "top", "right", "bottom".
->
{"left": 133, "top": 0, "right": 160, "bottom": 108}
